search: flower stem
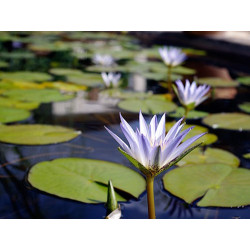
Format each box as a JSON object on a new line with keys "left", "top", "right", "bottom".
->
{"left": 183, "top": 107, "right": 189, "bottom": 123}
{"left": 146, "top": 176, "right": 156, "bottom": 219}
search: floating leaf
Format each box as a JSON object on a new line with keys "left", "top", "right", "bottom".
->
{"left": 41, "top": 81, "right": 87, "bottom": 92}
{"left": 238, "top": 102, "right": 250, "bottom": 114}
{"left": 0, "top": 79, "right": 44, "bottom": 90}
{"left": 0, "top": 71, "right": 52, "bottom": 82}
{"left": 0, "top": 106, "right": 31, "bottom": 123}
{"left": 198, "top": 77, "right": 238, "bottom": 87}
{"left": 203, "top": 113, "right": 250, "bottom": 131}
{"left": 139, "top": 72, "right": 182, "bottom": 81}
{"left": 0, "top": 124, "right": 81, "bottom": 145}
{"left": 243, "top": 153, "right": 250, "bottom": 159}
{"left": 0, "top": 51, "right": 35, "bottom": 59}
{"left": 169, "top": 107, "right": 208, "bottom": 119}
{"left": 236, "top": 76, "right": 250, "bottom": 86}
{"left": 85, "top": 65, "right": 127, "bottom": 73}
{"left": 66, "top": 73, "right": 103, "bottom": 87}
{"left": 177, "top": 147, "right": 240, "bottom": 168}
{"left": 49, "top": 68, "right": 84, "bottom": 76}
{"left": 0, "top": 97, "right": 40, "bottom": 110}
{"left": 0, "top": 61, "right": 9, "bottom": 68}
{"left": 118, "top": 97, "right": 177, "bottom": 114}
{"left": 163, "top": 163, "right": 250, "bottom": 207}
{"left": 3, "top": 89, "right": 74, "bottom": 103}
{"left": 28, "top": 158, "right": 146, "bottom": 203}
{"left": 165, "top": 122, "right": 218, "bottom": 146}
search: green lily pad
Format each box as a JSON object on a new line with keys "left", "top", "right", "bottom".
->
{"left": 0, "top": 71, "right": 52, "bottom": 82}
{"left": 165, "top": 122, "right": 218, "bottom": 146}
{"left": 28, "top": 158, "right": 146, "bottom": 203}
{"left": 243, "top": 153, "right": 250, "bottom": 159}
{"left": 0, "top": 124, "right": 81, "bottom": 145}
{"left": 0, "top": 61, "right": 9, "bottom": 68}
{"left": 139, "top": 71, "right": 182, "bottom": 81}
{"left": 41, "top": 81, "right": 87, "bottom": 92}
{"left": 177, "top": 147, "right": 240, "bottom": 168}
{"left": 169, "top": 107, "right": 209, "bottom": 119}
{"left": 0, "top": 97, "right": 40, "bottom": 110}
{"left": 238, "top": 102, "right": 250, "bottom": 114}
{"left": 0, "top": 51, "right": 35, "bottom": 59}
{"left": 118, "top": 97, "right": 177, "bottom": 114}
{"left": 3, "top": 89, "right": 74, "bottom": 103}
{"left": 236, "top": 76, "right": 250, "bottom": 86}
{"left": 49, "top": 68, "right": 84, "bottom": 76}
{"left": 163, "top": 163, "right": 250, "bottom": 207}
{"left": 99, "top": 89, "right": 152, "bottom": 99}
{"left": 203, "top": 113, "right": 250, "bottom": 131}
{"left": 85, "top": 65, "right": 127, "bottom": 73}
{"left": 198, "top": 77, "right": 239, "bottom": 87}
{"left": 0, "top": 106, "right": 31, "bottom": 123}
{"left": 66, "top": 73, "right": 103, "bottom": 87}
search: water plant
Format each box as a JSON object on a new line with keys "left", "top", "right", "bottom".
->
{"left": 105, "top": 111, "right": 205, "bottom": 218}
{"left": 101, "top": 72, "right": 121, "bottom": 88}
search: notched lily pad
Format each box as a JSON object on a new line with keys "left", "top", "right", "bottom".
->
{"left": 198, "top": 77, "right": 238, "bottom": 87}
{"left": 0, "top": 124, "right": 81, "bottom": 145}
{"left": 0, "top": 106, "right": 31, "bottom": 124}
{"left": 118, "top": 96, "right": 177, "bottom": 114}
{"left": 169, "top": 107, "right": 209, "bottom": 119}
{"left": 203, "top": 113, "right": 250, "bottom": 131}
{"left": 163, "top": 163, "right": 250, "bottom": 207}
{"left": 3, "top": 89, "right": 74, "bottom": 103}
{"left": 177, "top": 147, "right": 240, "bottom": 168}
{"left": 28, "top": 158, "right": 146, "bottom": 203}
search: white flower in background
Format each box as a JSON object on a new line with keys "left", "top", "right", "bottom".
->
{"left": 93, "top": 54, "right": 115, "bottom": 67}
{"left": 101, "top": 72, "right": 121, "bottom": 88}
{"left": 72, "top": 46, "right": 86, "bottom": 59}
{"left": 159, "top": 46, "right": 187, "bottom": 67}
{"left": 175, "top": 80, "right": 210, "bottom": 109}
{"left": 105, "top": 112, "right": 205, "bottom": 176}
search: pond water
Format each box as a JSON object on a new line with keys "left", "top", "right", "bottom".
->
{"left": 0, "top": 32, "right": 249, "bottom": 219}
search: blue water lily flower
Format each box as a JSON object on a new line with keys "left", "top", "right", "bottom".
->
{"left": 93, "top": 54, "right": 115, "bottom": 67}
{"left": 175, "top": 79, "right": 210, "bottom": 109}
{"left": 105, "top": 112, "right": 205, "bottom": 177}
{"left": 159, "top": 46, "right": 187, "bottom": 67}
{"left": 101, "top": 72, "right": 121, "bottom": 88}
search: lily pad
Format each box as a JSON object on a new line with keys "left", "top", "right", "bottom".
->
{"left": 0, "top": 97, "right": 40, "bottom": 110}
{"left": 163, "top": 163, "right": 250, "bottom": 207}
{"left": 203, "top": 113, "right": 250, "bottom": 131}
{"left": 49, "top": 68, "right": 84, "bottom": 76}
{"left": 99, "top": 89, "right": 152, "bottom": 99}
{"left": 169, "top": 107, "right": 209, "bottom": 119}
{"left": 139, "top": 71, "right": 182, "bottom": 81}
{"left": 0, "top": 51, "right": 35, "bottom": 59}
{"left": 238, "top": 102, "right": 250, "bottom": 114}
{"left": 118, "top": 97, "right": 177, "bottom": 114}
{"left": 165, "top": 122, "right": 218, "bottom": 146}
{"left": 66, "top": 73, "right": 103, "bottom": 87}
{"left": 236, "top": 76, "right": 250, "bottom": 86}
{"left": 28, "top": 158, "right": 146, "bottom": 203}
{"left": 41, "top": 81, "right": 87, "bottom": 92}
{"left": 0, "top": 106, "right": 31, "bottom": 123}
{"left": 198, "top": 77, "right": 238, "bottom": 87}
{"left": 0, "top": 79, "right": 44, "bottom": 90}
{"left": 0, "top": 61, "right": 9, "bottom": 68}
{"left": 177, "top": 147, "right": 240, "bottom": 168}
{"left": 243, "top": 153, "right": 250, "bottom": 159}
{"left": 85, "top": 65, "right": 127, "bottom": 73}
{"left": 3, "top": 89, "right": 74, "bottom": 103}
{"left": 0, "top": 71, "right": 52, "bottom": 82}
{"left": 0, "top": 124, "right": 81, "bottom": 145}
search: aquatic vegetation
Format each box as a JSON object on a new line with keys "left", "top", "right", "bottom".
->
{"left": 105, "top": 112, "right": 205, "bottom": 218}
{"left": 101, "top": 72, "right": 121, "bottom": 88}
{"left": 174, "top": 80, "right": 210, "bottom": 119}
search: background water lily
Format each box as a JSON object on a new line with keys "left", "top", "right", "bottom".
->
{"left": 105, "top": 111, "right": 206, "bottom": 218}
{"left": 101, "top": 72, "right": 121, "bottom": 88}
{"left": 175, "top": 80, "right": 210, "bottom": 118}
{"left": 92, "top": 54, "right": 115, "bottom": 67}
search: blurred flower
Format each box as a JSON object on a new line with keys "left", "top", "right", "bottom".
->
{"left": 72, "top": 46, "right": 86, "bottom": 59}
{"left": 159, "top": 46, "right": 187, "bottom": 67}
{"left": 105, "top": 112, "right": 205, "bottom": 176}
{"left": 101, "top": 72, "right": 121, "bottom": 88}
{"left": 12, "top": 41, "right": 22, "bottom": 49}
{"left": 175, "top": 80, "right": 210, "bottom": 109}
{"left": 93, "top": 54, "right": 115, "bottom": 67}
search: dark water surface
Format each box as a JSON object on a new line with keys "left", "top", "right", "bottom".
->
{"left": 0, "top": 34, "right": 250, "bottom": 219}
